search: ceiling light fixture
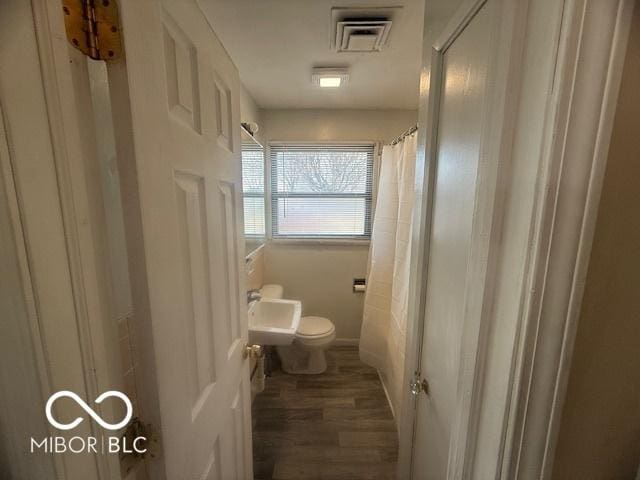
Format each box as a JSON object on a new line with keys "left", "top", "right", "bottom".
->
{"left": 319, "top": 77, "right": 342, "bottom": 88}
{"left": 312, "top": 68, "right": 349, "bottom": 88}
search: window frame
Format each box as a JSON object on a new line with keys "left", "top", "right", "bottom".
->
{"left": 241, "top": 141, "right": 266, "bottom": 239}
{"left": 267, "top": 141, "right": 378, "bottom": 243}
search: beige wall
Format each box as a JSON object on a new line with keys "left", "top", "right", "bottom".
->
{"left": 260, "top": 109, "right": 418, "bottom": 341}
{"left": 264, "top": 243, "right": 370, "bottom": 340}
{"left": 240, "top": 83, "right": 264, "bottom": 145}
{"left": 262, "top": 109, "right": 417, "bottom": 143}
{"left": 553, "top": 5, "right": 640, "bottom": 478}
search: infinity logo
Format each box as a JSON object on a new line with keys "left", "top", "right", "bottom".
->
{"left": 45, "top": 391, "right": 132, "bottom": 431}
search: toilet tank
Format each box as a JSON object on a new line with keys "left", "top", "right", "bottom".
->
{"left": 260, "top": 284, "right": 283, "bottom": 300}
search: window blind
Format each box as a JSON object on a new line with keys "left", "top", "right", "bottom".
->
{"left": 270, "top": 143, "right": 374, "bottom": 239}
{"left": 241, "top": 143, "right": 265, "bottom": 236}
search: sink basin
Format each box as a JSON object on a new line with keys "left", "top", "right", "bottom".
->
{"left": 248, "top": 299, "right": 301, "bottom": 346}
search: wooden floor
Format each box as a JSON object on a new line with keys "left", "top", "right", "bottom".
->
{"left": 252, "top": 346, "right": 398, "bottom": 480}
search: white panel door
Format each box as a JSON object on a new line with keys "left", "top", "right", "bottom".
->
{"left": 411, "top": 1, "right": 495, "bottom": 478}
{"left": 116, "top": 1, "right": 251, "bottom": 478}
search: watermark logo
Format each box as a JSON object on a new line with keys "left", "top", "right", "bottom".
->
{"left": 45, "top": 390, "right": 132, "bottom": 431}
{"left": 31, "top": 390, "right": 147, "bottom": 455}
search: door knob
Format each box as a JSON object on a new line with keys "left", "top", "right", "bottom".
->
{"left": 409, "top": 373, "right": 430, "bottom": 396}
{"left": 243, "top": 344, "right": 264, "bottom": 360}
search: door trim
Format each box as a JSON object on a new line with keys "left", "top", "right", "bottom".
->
{"left": 400, "top": 0, "right": 634, "bottom": 479}
{"left": 502, "top": 1, "right": 634, "bottom": 478}
{"left": 14, "top": 2, "right": 123, "bottom": 478}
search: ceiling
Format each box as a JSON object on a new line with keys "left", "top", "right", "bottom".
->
{"left": 200, "top": 0, "right": 426, "bottom": 110}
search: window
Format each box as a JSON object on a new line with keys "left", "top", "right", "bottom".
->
{"left": 270, "top": 143, "right": 374, "bottom": 239}
{"left": 241, "top": 143, "right": 265, "bottom": 236}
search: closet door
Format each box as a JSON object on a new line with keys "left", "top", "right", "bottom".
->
{"left": 410, "top": 0, "right": 503, "bottom": 477}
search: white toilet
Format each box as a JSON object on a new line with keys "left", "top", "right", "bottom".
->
{"left": 276, "top": 316, "right": 336, "bottom": 374}
{"left": 261, "top": 284, "right": 336, "bottom": 374}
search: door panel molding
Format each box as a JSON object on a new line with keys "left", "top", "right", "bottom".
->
{"left": 162, "top": 9, "right": 203, "bottom": 134}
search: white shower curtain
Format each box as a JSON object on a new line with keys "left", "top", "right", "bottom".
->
{"left": 360, "top": 132, "right": 417, "bottom": 418}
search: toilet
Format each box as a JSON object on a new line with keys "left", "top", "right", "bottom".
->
{"left": 261, "top": 284, "right": 336, "bottom": 374}
{"left": 276, "top": 316, "right": 336, "bottom": 374}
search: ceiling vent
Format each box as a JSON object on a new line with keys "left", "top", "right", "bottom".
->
{"left": 330, "top": 7, "right": 402, "bottom": 53}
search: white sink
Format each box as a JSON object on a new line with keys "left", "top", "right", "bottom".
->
{"left": 248, "top": 298, "right": 301, "bottom": 346}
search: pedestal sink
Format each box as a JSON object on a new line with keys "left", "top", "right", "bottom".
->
{"left": 248, "top": 298, "right": 301, "bottom": 346}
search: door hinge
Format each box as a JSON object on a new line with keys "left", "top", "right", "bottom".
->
{"left": 409, "top": 371, "right": 430, "bottom": 397}
{"left": 62, "top": 0, "right": 122, "bottom": 61}
{"left": 119, "top": 417, "right": 160, "bottom": 475}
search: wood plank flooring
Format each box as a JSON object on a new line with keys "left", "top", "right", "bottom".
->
{"left": 252, "top": 346, "right": 398, "bottom": 480}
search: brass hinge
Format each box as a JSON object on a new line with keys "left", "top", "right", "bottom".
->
{"left": 62, "top": 0, "right": 122, "bottom": 61}
{"left": 119, "top": 417, "right": 161, "bottom": 475}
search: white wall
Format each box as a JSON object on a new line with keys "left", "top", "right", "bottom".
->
{"left": 261, "top": 109, "right": 418, "bottom": 341}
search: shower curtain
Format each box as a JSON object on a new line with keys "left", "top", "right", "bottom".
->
{"left": 360, "top": 132, "right": 417, "bottom": 418}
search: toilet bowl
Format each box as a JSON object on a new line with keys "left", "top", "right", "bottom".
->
{"left": 260, "top": 284, "right": 336, "bottom": 374}
{"left": 276, "top": 316, "right": 336, "bottom": 374}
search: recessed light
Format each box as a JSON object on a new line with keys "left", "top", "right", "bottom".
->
{"left": 312, "top": 68, "right": 349, "bottom": 88}
{"left": 319, "top": 77, "right": 342, "bottom": 88}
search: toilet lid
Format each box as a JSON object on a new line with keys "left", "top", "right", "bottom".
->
{"left": 297, "top": 316, "right": 334, "bottom": 337}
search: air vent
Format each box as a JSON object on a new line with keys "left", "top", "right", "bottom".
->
{"left": 330, "top": 7, "right": 403, "bottom": 53}
{"left": 337, "top": 19, "right": 392, "bottom": 52}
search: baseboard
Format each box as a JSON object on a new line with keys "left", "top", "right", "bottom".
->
{"left": 333, "top": 338, "right": 359, "bottom": 346}
{"left": 377, "top": 370, "right": 396, "bottom": 420}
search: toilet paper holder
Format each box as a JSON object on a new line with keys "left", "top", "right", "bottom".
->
{"left": 353, "top": 278, "right": 366, "bottom": 293}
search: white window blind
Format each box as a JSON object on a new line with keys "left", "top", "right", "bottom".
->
{"left": 270, "top": 143, "right": 374, "bottom": 239}
{"left": 241, "top": 143, "right": 265, "bottom": 236}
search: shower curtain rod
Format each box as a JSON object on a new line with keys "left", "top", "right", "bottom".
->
{"left": 388, "top": 124, "right": 418, "bottom": 146}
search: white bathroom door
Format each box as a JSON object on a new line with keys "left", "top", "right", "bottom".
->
{"left": 411, "top": 0, "right": 499, "bottom": 478}
{"left": 115, "top": 1, "right": 251, "bottom": 479}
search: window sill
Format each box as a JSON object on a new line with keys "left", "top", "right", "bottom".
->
{"left": 269, "top": 237, "right": 371, "bottom": 247}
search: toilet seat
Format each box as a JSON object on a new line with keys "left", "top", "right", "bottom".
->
{"left": 294, "top": 316, "right": 336, "bottom": 349}
{"left": 296, "top": 316, "right": 335, "bottom": 338}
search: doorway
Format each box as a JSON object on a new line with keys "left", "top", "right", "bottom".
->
{"left": 1, "top": 0, "right": 631, "bottom": 478}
